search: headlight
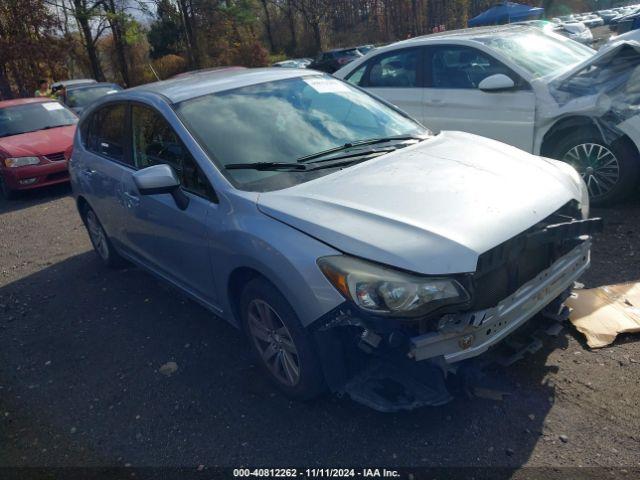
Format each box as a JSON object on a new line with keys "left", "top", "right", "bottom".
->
{"left": 318, "top": 255, "right": 470, "bottom": 317}
{"left": 4, "top": 156, "right": 40, "bottom": 168}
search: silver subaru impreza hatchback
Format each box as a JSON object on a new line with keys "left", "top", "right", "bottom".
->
{"left": 70, "top": 68, "right": 601, "bottom": 411}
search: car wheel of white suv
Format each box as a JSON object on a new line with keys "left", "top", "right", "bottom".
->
{"left": 240, "top": 277, "right": 326, "bottom": 400}
{"left": 554, "top": 131, "right": 639, "bottom": 206}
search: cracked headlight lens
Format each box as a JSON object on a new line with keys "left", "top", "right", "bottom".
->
{"left": 318, "top": 255, "right": 470, "bottom": 317}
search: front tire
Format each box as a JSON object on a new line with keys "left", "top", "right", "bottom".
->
{"left": 82, "top": 206, "right": 125, "bottom": 268}
{"left": 240, "top": 278, "right": 326, "bottom": 400}
{"left": 552, "top": 130, "right": 639, "bottom": 206}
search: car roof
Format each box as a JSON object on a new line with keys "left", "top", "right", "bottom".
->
{"left": 66, "top": 82, "right": 121, "bottom": 91}
{"left": 0, "top": 97, "right": 54, "bottom": 109}
{"left": 129, "top": 67, "right": 321, "bottom": 104}
{"left": 51, "top": 79, "right": 97, "bottom": 88}
{"left": 396, "top": 23, "right": 539, "bottom": 45}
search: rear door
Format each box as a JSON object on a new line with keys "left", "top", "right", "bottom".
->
{"left": 78, "top": 102, "right": 132, "bottom": 247}
{"left": 422, "top": 45, "right": 536, "bottom": 152}
{"left": 344, "top": 47, "right": 426, "bottom": 123}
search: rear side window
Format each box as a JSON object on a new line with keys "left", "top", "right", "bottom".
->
{"left": 85, "top": 103, "right": 129, "bottom": 164}
{"left": 346, "top": 48, "right": 421, "bottom": 88}
{"left": 367, "top": 49, "right": 420, "bottom": 88}
{"left": 131, "top": 105, "right": 212, "bottom": 199}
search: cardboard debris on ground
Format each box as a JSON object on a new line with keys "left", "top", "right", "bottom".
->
{"left": 566, "top": 283, "right": 640, "bottom": 348}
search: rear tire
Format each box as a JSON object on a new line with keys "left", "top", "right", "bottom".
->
{"left": 240, "top": 277, "right": 326, "bottom": 400}
{"left": 81, "top": 205, "right": 126, "bottom": 268}
{"left": 551, "top": 130, "right": 639, "bottom": 206}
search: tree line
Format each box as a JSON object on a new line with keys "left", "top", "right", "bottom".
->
{"left": 0, "top": 0, "right": 622, "bottom": 98}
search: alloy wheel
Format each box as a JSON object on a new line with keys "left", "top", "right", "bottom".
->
{"left": 563, "top": 143, "right": 620, "bottom": 200}
{"left": 247, "top": 299, "right": 301, "bottom": 387}
{"left": 85, "top": 210, "right": 109, "bottom": 261}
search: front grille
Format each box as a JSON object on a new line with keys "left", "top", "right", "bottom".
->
{"left": 472, "top": 202, "right": 584, "bottom": 310}
{"left": 44, "top": 152, "right": 66, "bottom": 162}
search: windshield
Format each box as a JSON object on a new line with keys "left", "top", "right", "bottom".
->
{"left": 475, "top": 30, "right": 594, "bottom": 78}
{"left": 66, "top": 85, "right": 120, "bottom": 108}
{"left": 176, "top": 75, "right": 426, "bottom": 192}
{"left": 0, "top": 102, "right": 77, "bottom": 138}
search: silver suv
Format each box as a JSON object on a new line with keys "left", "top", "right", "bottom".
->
{"left": 69, "top": 68, "right": 600, "bottom": 411}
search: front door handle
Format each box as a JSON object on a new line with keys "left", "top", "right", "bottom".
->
{"left": 82, "top": 168, "right": 97, "bottom": 177}
{"left": 123, "top": 191, "right": 140, "bottom": 209}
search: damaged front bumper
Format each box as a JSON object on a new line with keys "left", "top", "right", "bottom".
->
{"left": 410, "top": 240, "right": 591, "bottom": 364}
{"left": 313, "top": 240, "right": 592, "bottom": 412}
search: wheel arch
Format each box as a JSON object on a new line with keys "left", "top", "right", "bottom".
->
{"left": 541, "top": 115, "right": 640, "bottom": 161}
{"left": 227, "top": 266, "right": 267, "bottom": 328}
{"left": 541, "top": 116, "right": 600, "bottom": 157}
{"left": 76, "top": 195, "right": 90, "bottom": 221}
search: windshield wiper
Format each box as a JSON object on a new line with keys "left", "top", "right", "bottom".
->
{"left": 226, "top": 162, "right": 309, "bottom": 172}
{"left": 295, "top": 135, "right": 426, "bottom": 163}
{"left": 226, "top": 150, "right": 396, "bottom": 173}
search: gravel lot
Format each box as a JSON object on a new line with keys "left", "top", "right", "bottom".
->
{"left": 1, "top": 183, "right": 639, "bottom": 472}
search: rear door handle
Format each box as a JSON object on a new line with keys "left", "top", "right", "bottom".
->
{"left": 123, "top": 191, "right": 140, "bottom": 209}
{"left": 82, "top": 168, "right": 97, "bottom": 176}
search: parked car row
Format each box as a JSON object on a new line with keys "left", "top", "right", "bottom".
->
{"left": 0, "top": 80, "right": 121, "bottom": 198}
{"left": 3, "top": 19, "right": 632, "bottom": 410}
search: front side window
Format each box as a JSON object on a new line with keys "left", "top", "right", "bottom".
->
{"left": 0, "top": 102, "right": 77, "bottom": 138}
{"left": 86, "top": 103, "right": 128, "bottom": 163}
{"left": 429, "top": 46, "right": 515, "bottom": 89}
{"left": 367, "top": 49, "right": 420, "bottom": 88}
{"left": 131, "top": 105, "right": 211, "bottom": 198}
{"left": 176, "top": 75, "right": 426, "bottom": 192}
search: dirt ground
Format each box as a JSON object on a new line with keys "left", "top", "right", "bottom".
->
{"left": 0, "top": 183, "right": 639, "bottom": 474}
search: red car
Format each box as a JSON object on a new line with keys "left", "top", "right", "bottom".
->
{"left": 0, "top": 97, "right": 77, "bottom": 199}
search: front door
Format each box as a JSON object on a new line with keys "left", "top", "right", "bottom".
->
{"left": 422, "top": 45, "right": 536, "bottom": 152}
{"left": 119, "top": 104, "right": 218, "bottom": 304}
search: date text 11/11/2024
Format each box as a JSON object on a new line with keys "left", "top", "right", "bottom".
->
{"left": 233, "top": 468, "right": 401, "bottom": 478}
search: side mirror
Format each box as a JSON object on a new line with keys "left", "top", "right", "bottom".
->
{"left": 133, "top": 164, "right": 189, "bottom": 210}
{"left": 478, "top": 74, "right": 516, "bottom": 92}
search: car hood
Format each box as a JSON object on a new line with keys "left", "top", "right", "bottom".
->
{"left": 257, "top": 131, "right": 581, "bottom": 275}
{"left": 547, "top": 39, "right": 640, "bottom": 84}
{"left": 0, "top": 125, "right": 76, "bottom": 158}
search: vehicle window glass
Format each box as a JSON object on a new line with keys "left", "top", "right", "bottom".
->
{"left": 66, "top": 85, "right": 121, "bottom": 108}
{"left": 346, "top": 64, "right": 367, "bottom": 86}
{"left": 131, "top": 105, "right": 211, "bottom": 198}
{"left": 474, "top": 30, "right": 594, "bottom": 79}
{"left": 0, "top": 102, "right": 77, "bottom": 139}
{"left": 176, "top": 75, "right": 426, "bottom": 192}
{"left": 86, "top": 103, "right": 128, "bottom": 163}
{"left": 368, "top": 50, "right": 419, "bottom": 88}
{"left": 430, "top": 46, "right": 514, "bottom": 89}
